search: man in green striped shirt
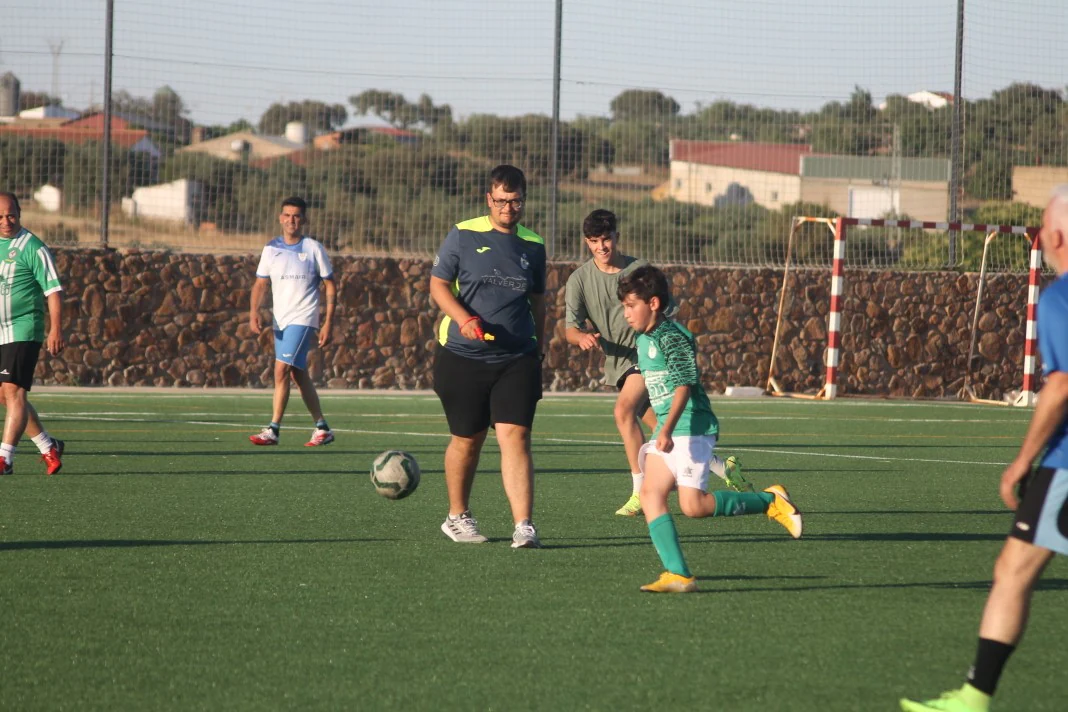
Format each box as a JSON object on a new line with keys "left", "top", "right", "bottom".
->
{"left": 0, "top": 193, "right": 65, "bottom": 475}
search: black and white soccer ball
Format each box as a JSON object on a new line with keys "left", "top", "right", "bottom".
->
{"left": 370, "top": 450, "right": 421, "bottom": 500}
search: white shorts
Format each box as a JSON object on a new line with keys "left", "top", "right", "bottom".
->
{"left": 638, "top": 435, "right": 717, "bottom": 492}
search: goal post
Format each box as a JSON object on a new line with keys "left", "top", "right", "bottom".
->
{"left": 766, "top": 216, "right": 1041, "bottom": 403}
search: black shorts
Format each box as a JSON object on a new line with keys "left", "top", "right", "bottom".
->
{"left": 616, "top": 365, "right": 651, "bottom": 416}
{"left": 0, "top": 341, "right": 41, "bottom": 391}
{"left": 433, "top": 347, "right": 542, "bottom": 437}
{"left": 1009, "top": 466, "right": 1068, "bottom": 555}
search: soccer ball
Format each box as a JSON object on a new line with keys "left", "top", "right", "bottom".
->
{"left": 370, "top": 450, "right": 421, "bottom": 500}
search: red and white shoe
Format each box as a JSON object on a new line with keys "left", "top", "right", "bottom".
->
{"left": 249, "top": 427, "right": 279, "bottom": 446}
{"left": 41, "top": 446, "right": 62, "bottom": 475}
{"left": 1, "top": 458, "right": 11, "bottom": 475}
{"left": 305, "top": 429, "right": 335, "bottom": 447}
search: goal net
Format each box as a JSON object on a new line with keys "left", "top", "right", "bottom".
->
{"left": 765, "top": 217, "right": 1041, "bottom": 404}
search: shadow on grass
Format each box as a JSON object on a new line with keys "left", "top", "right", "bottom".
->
{"left": 0, "top": 536, "right": 393, "bottom": 551}
{"left": 699, "top": 577, "right": 1068, "bottom": 593}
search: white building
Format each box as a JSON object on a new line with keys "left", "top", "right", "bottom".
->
{"left": 121, "top": 179, "right": 201, "bottom": 226}
{"left": 33, "top": 184, "right": 62, "bottom": 212}
{"left": 19, "top": 105, "right": 82, "bottom": 121}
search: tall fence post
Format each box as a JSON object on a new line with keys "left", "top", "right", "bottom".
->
{"left": 549, "top": 0, "right": 563, "bottom": 259}
{"left": 100, "top": 0, "right": 114, "bottom": 248}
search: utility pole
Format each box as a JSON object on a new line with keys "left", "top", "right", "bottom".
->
{"left": 48, "top": 40, "right": 63, "bottom": 102}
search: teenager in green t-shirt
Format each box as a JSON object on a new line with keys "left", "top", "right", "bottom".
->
{"left": 616, "top": 264, "right": 803, "bottom": 593}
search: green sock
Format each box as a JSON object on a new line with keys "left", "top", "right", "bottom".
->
{"left": 648, "top": 514, "right": 691, "bottom": 578}
{"left": 712, "top": 490, "right": 774, "bottom": 517}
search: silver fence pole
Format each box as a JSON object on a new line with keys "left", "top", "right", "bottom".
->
{"left": 549, "top": 0, "right": 562, "bottom": 259}
{"left": 948, "top": 0, "right": 965, "bottom": 265}
{"left": 100, "top": 0, "right": 114, "bottom": 248}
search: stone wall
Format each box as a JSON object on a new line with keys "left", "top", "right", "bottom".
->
{"left": 41, "top": 249, "right": 1037, "bottom": 400}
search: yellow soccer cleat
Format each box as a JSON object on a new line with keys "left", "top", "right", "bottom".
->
{"left": 640, "top": 571, "right": 698, "bottom": 593}
{"left": 764, "top": 484, "right": 803, "bottom": 539}
{"left": 615, "top": 492, "right": 642, "bottom": 516}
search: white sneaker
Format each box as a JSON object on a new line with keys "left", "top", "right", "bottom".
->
{"left": 441, "top": 511, "right": 489, "bottom": 543}
{"left": 305, "top": 428, "right": 335, "bottom": 447}
{"left": 511, "top": 520, "right": 542, "bottom": 549}
{"left": 249, "top": 427, "right": 279, "bottom": 446}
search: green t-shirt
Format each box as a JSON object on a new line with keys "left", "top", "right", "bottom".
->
{"left": 564, "top": 256, "right": 649, "bottom": 385}
{"left": 0, "top": 228, "right": 63, "bottom": 344}
{"left": 635, "top": 319, "right": 719, "bottom": 437}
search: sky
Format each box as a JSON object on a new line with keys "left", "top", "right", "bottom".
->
{"left": 4, "top": 0, "right": 1067, "bottom": 128}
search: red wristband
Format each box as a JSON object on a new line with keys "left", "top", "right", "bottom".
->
{"left": 461, "top": 315, "right": 481, "bottom": 328}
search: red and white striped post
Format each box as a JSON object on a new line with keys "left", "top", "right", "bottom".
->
{"left": 1016, "top": 233, "right": 1042, "bottom": 407}
{"left": 823, "top": 218, "right": 847, "bottom": 399}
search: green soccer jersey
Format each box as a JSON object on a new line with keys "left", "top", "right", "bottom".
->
{"left": 635, "top": 319, "right": 719, "bottom": 437}
{"left": 0, "top": 228, "right": 63, "bottom": 344}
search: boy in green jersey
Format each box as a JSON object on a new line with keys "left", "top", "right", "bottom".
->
{"left": 565, "top": 210, "right": 750, "bottom": 517}
{"left": 616, "top": 265, "right": 802, "bottom": 593}
{"left": 0, "top": 192, "right": 65, "bottom": 475}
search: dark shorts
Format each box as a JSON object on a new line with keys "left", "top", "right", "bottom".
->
{"left": 616, "top": 365, "right": 651, "bottom": 416}
{"left": 433, "top": 347, "right": 542, "bottom": 437}
{"left": 1010, "top": 467, "right": 1068, "bottom": 555}
{"left": 0, "top": 341, "right": 42, "bottom": 391}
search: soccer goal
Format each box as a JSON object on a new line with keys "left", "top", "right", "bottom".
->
{"left": 766, "top": 216, "right": 1041, "bottom": 404}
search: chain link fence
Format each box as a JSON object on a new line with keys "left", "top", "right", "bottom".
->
{"left": 1, "top": 0, "right": 1065, "bottom": 270}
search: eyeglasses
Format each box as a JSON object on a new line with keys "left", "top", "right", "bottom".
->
{"left": 490, "top": 198, "right": 524, "bottom": 209}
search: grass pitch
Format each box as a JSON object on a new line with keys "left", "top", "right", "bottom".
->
{"left": 1, "top": 391, "right": 1066, "bottom": 710}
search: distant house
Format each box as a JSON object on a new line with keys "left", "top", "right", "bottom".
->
{"left": 121, "top": 178, "right": 201, "bottom": 225}
{"left": 878, "top": 90, "right": 954, "bottom": 111}
{"left": 314, "top": 125, "right": 421, "bottom": 150}
{"left": 0, "top": 112, "right": 161, "bottom": 158}
{"left": 669, "top": 140, "right": 812, "bottom": 209}
{"left": 1012, "top": 166, "right": 1068, "bottom": 208}
{"left": 800, "top": 156, "right": 950, "bottom": 221}
{"left": 19, "top": 105, "right": 81, "bottom": 121}
{"left": 670, "top": 139, "right": 950, "bottom": 221}
{"left": 178, "top": 121, "right": 309, "bottom": 163}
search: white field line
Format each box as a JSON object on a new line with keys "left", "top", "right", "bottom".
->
{"left": 45, "top": 413, "right": 1009, "bottom": 468}
{"left": 43, "top": 411, "right": 1027, "bottom": 425}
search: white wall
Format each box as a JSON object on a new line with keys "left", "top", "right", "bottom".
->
{"left": 669, "top": 161, "right": 801, "bottom": 209}
{"left": 121, "top": 179, "right": 200, "bottom": 225}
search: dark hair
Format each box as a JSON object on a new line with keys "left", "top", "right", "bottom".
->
{"left": 617, "top": 264, "right": 670, "bottom": 313}
{"left": 280, "top": 196, "right": 307, "bottom": 214}
{"left": 583, "top": 209, "right": 617, "bottom": 239}
{"left": 488, "top": 164, "right": 526, "bottom": 196}
{"left": 0, "top": 191, "right": 21, "bottom": 216}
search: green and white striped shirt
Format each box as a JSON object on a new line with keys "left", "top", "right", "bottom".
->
{"left": 0, "top": 228, "right": 63, "bottom": 344}
{"left": 636, "top": 319, "right": 719, "bottom": 437}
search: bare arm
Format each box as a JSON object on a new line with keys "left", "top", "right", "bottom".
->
{"left": 565, "top": 326, "right": 601, "bottom": 351}
{"left": 249, "top": 277, "right": 270, "bottom": 335}
{"left": 318, "top": 278, "right": 336, "bottom": 347}
{"left": 430, "top": 275, "right": 483, "bottom": 340}
{"left": 45, "top": 291, "right": 64, "bottom": 355}
{"left": 1000, "top": 371, "right": 1068, "bottom": 509}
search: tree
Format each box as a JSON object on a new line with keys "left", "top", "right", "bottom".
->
{"left": 258, "top": 101, "right": 348, "bottom": 135}
{"left": 350, "top": 90, "right": 452, "bottom": 130}
{"left": 18, "top": 91, "right": 61, "bottom": 111}
{"left": 609, "top": 90, "right": 680, "bottom": 122}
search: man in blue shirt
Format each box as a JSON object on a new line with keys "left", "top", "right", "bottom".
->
{"left": 901, "top": 186, "right": 1068, "bottom": 712}
{"left": 430, "top": 165, "right": 547, "bottom": 549}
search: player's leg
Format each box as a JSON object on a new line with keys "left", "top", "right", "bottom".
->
{"left": 491, "top": 353, "right": 542, "bottom": 548}
{"left": 1, "top": 382, "right": 28, "bottom": 474}
{"left": 638, "top": 447, "right": 696, "bottom": 592}
{"left": 614, "top": 369, "right": 649, "bottom": 516}
{"left": 434, "top": 347, "right": 493, "bottom": 543}
{"left": 24, "top": 402, "right": 62, "bottom": 474}
{"left": 284, "top": 326, "right": 332, "bottom": 446}
{"left": 900, "top": 467, "right": 1065, "bottom": 712}
{"left": 0, "top": 342, "right": 40, "bottom": 473}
